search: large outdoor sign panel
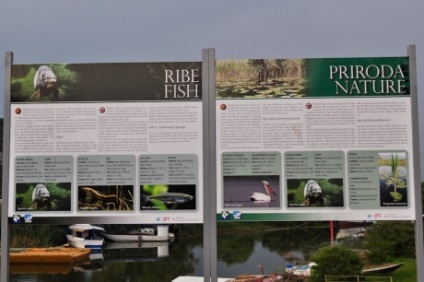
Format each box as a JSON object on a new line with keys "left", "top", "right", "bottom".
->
{"left": 8, "top": 62, "right": 203, "bottom": 224}
{"left": 216, "top": 57, "right": 415, "bottom": 221}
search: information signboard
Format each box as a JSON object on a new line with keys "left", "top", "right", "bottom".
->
{"left": 6, "top": 61, "right": 204, "bottom": 224}
{"left": 2, "top": 48, "right": 422, "bottom": 282}
{"left": 215, "top": 57, "right": 416, "bottom": 221}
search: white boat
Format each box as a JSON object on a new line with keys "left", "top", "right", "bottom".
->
{"left": 128, "top": 227, "right": 155, "bottom": 236}
{"left": 336, "top": 227, "right": 366, "bottom": 241}
{"left": 285, "top": 262, "right": 317, "bottom": 277}
{"left": 104, "top": 225, "right": 169, "bottom": 242}
{"left": 66, "top": 224, "right": 105, "bottom": 249}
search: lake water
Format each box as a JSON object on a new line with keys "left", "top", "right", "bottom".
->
{"left": 9, "top": 223, "right": 351, "bottom": 282}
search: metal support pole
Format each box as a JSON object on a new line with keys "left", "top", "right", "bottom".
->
{"left": 408, "top": 44, "right": 424, "bottom": 282}
{"left": 1, "top": 51, "right": 13, "bottom": 282}
{"left": 202, "top": 48, "right": 217, "bottom": 282}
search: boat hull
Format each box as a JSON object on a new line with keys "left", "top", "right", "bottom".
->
{"left": 104, "top": 234, "right": 169, "bottom": 242}
{"left": 67, "top": 236, "right": 104, "bottom": 249}
{"left": 104, "top": 225, "right": 170, "bottom": 242}
{"left": 362, "top": 263, "right": 403, "bottom": 274}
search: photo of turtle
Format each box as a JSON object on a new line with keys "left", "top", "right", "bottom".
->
{"left": 287, "top": 178, "right": 344, "bottom": 207}
{"left": 15, "top": 182, "right": 71, "bottom": 212}
{"left": 11, "top": 64, "right": 79, "bottom": 102}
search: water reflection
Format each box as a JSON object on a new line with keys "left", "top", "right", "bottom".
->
{"left": 10, "top": 222, "right": 368, "bottom": 281}
{"left": 217, "top": 223, "right": 337, "bottom": 278}
{"left": 10, "top": 235, "right": 202, "bottom": 282}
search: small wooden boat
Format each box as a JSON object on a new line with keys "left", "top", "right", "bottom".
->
{"left": 172, "top": 277, "right": 231, "bottom": 282}
{"left": 228, "top": 274, "right": 283, "bottom": 282}
{"left": 362, "top": 263, "right": 403, "bottom": 274}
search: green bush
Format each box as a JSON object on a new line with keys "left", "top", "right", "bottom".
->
{"left": 309, "top": 246, "right": 363, "bottom": 282}
{"left": 365, "top": 221, "right": 415, "bottom": 263}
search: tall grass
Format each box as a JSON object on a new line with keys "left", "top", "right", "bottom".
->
{"left": 9, "top": 225, "right": 68, "bottom": 248}
{"left": 216, "top": 59, "right": 306, "bottom": 82}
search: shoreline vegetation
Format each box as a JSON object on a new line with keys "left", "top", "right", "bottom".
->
{"left": 0, "top": 188, "right": 421, "bottom": 282}
{"left": 0, "top": 221, "right": 418, "bottom": 281}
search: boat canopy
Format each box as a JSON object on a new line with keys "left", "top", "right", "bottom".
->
{"left": 68, "top": 224, "right": 105, "bottom": 232}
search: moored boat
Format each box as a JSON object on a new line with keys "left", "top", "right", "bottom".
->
{"left": 362, "top": 263, "right": 403, "bottom": 274}
{"left": 227, "top": 274, "right": 283, "bottom": 282}
{"left": 67, "top": 224, "right": 105, "bottom": 249}
{"left": 128, "top": 227, "right": 155, "bottom": 236}
{"left": 104, "top": 225, "right": 170, "bottom": 242}
{"left": 285, "top": 262, "right": 317, "bottom": 277}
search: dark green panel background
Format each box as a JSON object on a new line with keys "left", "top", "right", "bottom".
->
{"left": 307, "top": 57, "right": 409, "bottom": 97}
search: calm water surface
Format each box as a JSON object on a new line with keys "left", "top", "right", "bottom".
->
{"left": 9, "top": 225, "right": 352, "bottom": 282}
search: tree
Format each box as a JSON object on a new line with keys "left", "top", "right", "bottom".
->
{"left": 365, "top": 221, "right": 415, "bottom": 263}
{"left": 309, "top": 246, "right": 363, "bottom": 282}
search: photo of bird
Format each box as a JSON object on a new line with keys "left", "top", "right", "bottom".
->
{"left": 250, "top": 180, "right": 277, "bottom": 202}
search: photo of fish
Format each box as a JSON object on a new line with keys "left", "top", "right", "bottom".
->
{"left": 140, "top": 184, "right": 196, "bottom": 210}
{"left": 15, "top": 182, "right": 71, "bottom": 212}
{"left": 78, "top": 185, "right": 134, "bottom": 211}
{"left": 223, "top": 175, "right": 280, "bottom": 208}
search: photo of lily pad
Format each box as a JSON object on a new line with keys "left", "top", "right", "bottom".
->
{"left": 379, "top": 152, "right": 408, "bottom": 206}
{"left": 216, "top": 59, "right": 308, "bottom": 99}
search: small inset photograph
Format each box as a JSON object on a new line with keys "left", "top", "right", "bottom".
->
{"left": 223, "top": 175, "right": 280, "bottom": 208}
{"left": 287, "top": 179, "right": 344, "bottom": 207}
{"left": 140, "top": 184, "right": 196, "bottom": 210}
{"left": 15, "top": 183, "right": 71, "bottom": 212}
{"left": 216, "top": 59, "right": 308, "bottom": 99}
{"left": 78, "top": 185, "right": 134, "bottom": 211}
{"left": 11, "top": 64, "right": 79, "bottom": 102}
{"left": 379, "top": 152, "right": 408, "bottom": 206}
